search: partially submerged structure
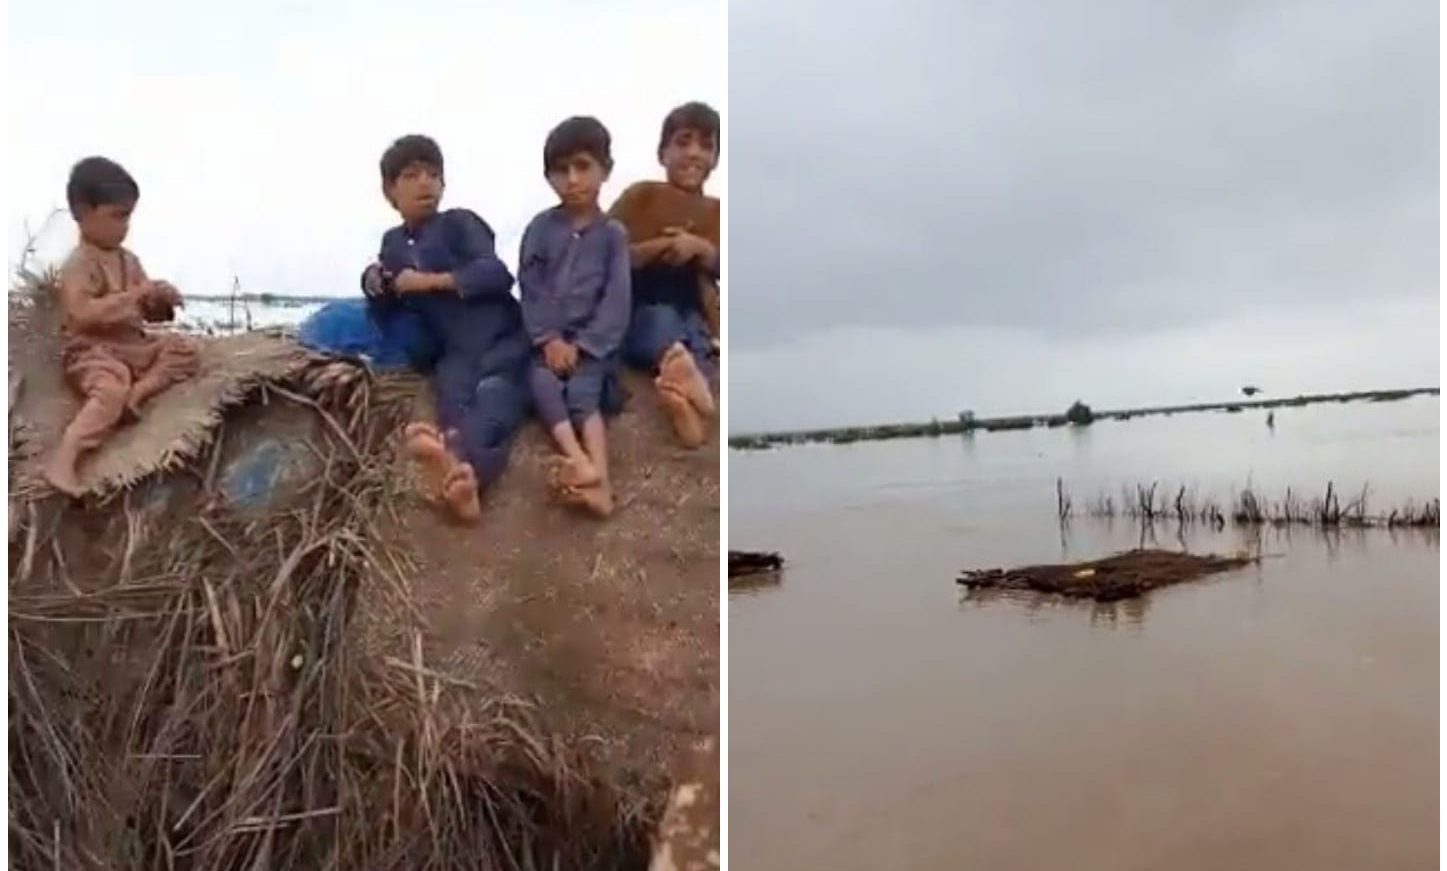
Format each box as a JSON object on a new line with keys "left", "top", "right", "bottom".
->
{"left": 9, "top": 281, "right": 719, "bottom": 869}
{"left": 727, "top": 550, "right": 783, "bottom": 579}
{"left": 957, "top": 549, "right": 1256, "bottom": 602}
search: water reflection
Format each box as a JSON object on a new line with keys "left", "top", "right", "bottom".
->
{"left": 1386, "top": 524, "right": 1440, "bottom": 549}
{"left": 956, "top": 585, "right": 1154, "bottom": 631}
{"left": 728, "top": 567, "right": 784, "bottom": 598}
{"left": 1089, "top": 595, "right": 1150, "bottom": 630}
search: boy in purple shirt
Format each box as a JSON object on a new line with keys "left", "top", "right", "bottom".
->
{"left": 519, "top": 117, "right": 631, "bottom": 516}
{"left": 361, "top": 135, "right": 532, "bottom": 525}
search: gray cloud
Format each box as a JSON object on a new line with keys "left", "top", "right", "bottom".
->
{"left": 729, "top": 0, "right": 1438, "bottom": 352}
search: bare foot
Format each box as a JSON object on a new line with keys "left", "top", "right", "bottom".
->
{"left": 551, "top": 454, "right": 601, "bottom": 489}
{"left": 43, "top": 451, "right": 84, "bottom": 497}
{"left": 405, "top": 420, "right": 445, "bottom": 445}
{"left": 561, "top": 480, "right": 614, "bottom": 518}
{"left": 546, "top": 462, "right": 605, "bottom": 513}
{"left": 656, "top": 382, "right": 706, "bottom": 448}
{"left": 661, "top": 349, "right": 715, "bottom": 418}
{"left": 404, "top": 422, "right": 453, "bottom": 501}
{"left": 545, "top": 463, "right": 574, "bottom": 500}
{"left": 440, "top": 464, "right": 482, "bottom": 525}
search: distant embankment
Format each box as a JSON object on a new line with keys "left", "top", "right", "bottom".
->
{"left": 7, "top": 288, "right": 329, "bottom": 335}
{"left": 175, "top": 293, "right": 331, "bottom": 335}
{"left": 728, "top": 387, "right": 1441, "bottom": 451}
{"left": 180, "top": 293, "right": 338, "bottom": 305}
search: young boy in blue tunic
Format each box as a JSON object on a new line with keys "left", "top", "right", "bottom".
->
{"left": 361, "top": 135, "right": 531, "bottom": 524}
{"left": 608, "top": 102, "right": 720, "bottom": 448}
{"left": 519, "top": 117, "right": 631, "bottom": 517}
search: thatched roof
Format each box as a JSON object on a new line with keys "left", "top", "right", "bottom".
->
{"left": 9, "top": 283, "right": 313, "bottom": 496}
{"left": 9, "top": 283, "right": 719, "bottom": 869}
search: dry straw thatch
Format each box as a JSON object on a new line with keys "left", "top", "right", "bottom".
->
{"left": 9, "top": 276, "right": 314, "bottom": 497}
{"left": 9, "top": 279, "right": 659, "bottom": 869}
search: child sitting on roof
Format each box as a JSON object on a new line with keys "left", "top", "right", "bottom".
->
{"left": 608, "top": 102, "right": 721, "bottom": 448}
{"left": 361, "top": 135, "right": 532, "bottom": 525}
{"left": 519, "top": 117, "right": 631, "bottom": 517}
{"left": 44, "top": 157, "right": 200, "bottom": 496}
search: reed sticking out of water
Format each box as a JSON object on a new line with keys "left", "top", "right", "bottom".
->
{"left": 1057, "top": 481, "right": 1439, "bottom": 530}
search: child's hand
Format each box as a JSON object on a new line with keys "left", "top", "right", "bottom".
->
{"left": 543, "top": 339, "right": 578, "bottom": 376}
{"left": 146, "top": 280, "right": 184, "bottom": 308}
{"left": 554, "top": 341, "right": 580, "bottom": 375}
{"left": 362, "top": 262, "right": 388, "bottom": 297}
{"left": 393, "top": 269, "right": 441, "bottom": 294}
{"left": 661, "top": 229, "right": 716, "bottom": 266}
{"left": 138, "top": 281, "right": 182, "bottom": 322}
{"left": 660, "top": 228, "right": 690, "bottom": 264}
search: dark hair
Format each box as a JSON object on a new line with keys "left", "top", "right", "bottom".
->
{"left": 66, "top": 156, "right": 139, "bottom": 218}
{"left": 659, "top": 102, "right": 721, "bottom": 157}
{"left": 543, "top": 116, "right": 613, "bottom": 174}
{"left": 380, "top": 134, "right": 444, "bottom": 183}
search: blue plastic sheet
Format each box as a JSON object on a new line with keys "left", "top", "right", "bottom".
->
{"left": 296, "top": 299, "right": 423, "bottom": 370}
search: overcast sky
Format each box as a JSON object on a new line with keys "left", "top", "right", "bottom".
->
{"left": 7, "top": 0, "right": 723, "bottom": 294}
{"left": 729, "top": 0, "right": 1438, "bottom": 432}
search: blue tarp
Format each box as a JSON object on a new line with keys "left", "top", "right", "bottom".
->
{"left": 296, "top": 299, "right": 424, "bottom": 370}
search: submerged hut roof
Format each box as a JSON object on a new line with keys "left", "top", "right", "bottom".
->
{"left": 9, "top": 280, "right": 719, "bottom": 869}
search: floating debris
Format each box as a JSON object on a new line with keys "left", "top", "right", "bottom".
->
{"left": 729, "top": 550, "right": 783, "bottom": 579}
{"left": 956, "top": 549, "right": 1256, "bottom": 602}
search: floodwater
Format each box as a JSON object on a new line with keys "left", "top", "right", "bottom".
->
{"left": 729, "top": 397, "right": 1439, "bottom": 871}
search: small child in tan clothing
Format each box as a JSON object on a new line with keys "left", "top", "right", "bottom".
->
{"left": 44, "top": 157, "right": 199, "bottom": 495}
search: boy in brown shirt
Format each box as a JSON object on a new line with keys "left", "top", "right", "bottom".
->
{"left": 608, "top": 102, "right": 721, "bottom": 448}
{"left": 43, "top": 157, "right": 200, "bottom": 495}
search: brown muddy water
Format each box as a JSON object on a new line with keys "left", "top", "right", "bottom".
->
{"left": 730, "top": 397, "right": 1439, "bottom": 870}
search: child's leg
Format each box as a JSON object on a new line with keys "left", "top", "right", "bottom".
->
{"left": 447, "top": 366, "right": 530, "bottom": 495}
{"left": 422, "top": 358, "right": 487, "bottom": 523}
{"left": 579, "top": 414, "right": 610, "bottom": 485}
{"left": 660, "top": 311, "right": 719, "bottom": 445}
{"left": 657, "top": 381, "right": 705, "bottom": 448}
{"left": 403, "top": 421, "right": 457, "bottom": 504}
{"left": 557, "top": 359, "right": 614, "bottom": 516}
{"left": 126, "top": 334, "right": 201, "bottom": 415}
{"left": 698, "top": 274, "right": 721, "bottom": 346}
{"left": 45, "top": 350, "right": 133, "bottom": 496}
{"left": 568, "top": 413, "right": 613, "bottom": 517}
{"left": 419, "top": 367, "right": 527, "bottom": 525}
{"left": 624, "top": 305, "right": 707, "bottom": 448}
{"left": 634, "top": 303, "right": 714, "bottom": 417}
{"left": 659, "top": 343, "right": 715, "bottom": 418}
{"left": 528, "top": 363, "right": 598, "bottom": 489}
{"left": 438, "top": 462, "right": 482, "bottom": 525}
{"left": 622, "top": 304, "right": 682, "bottom": 372}
{"left": 680, "top": 309, "right": 719, "bottom": 387}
